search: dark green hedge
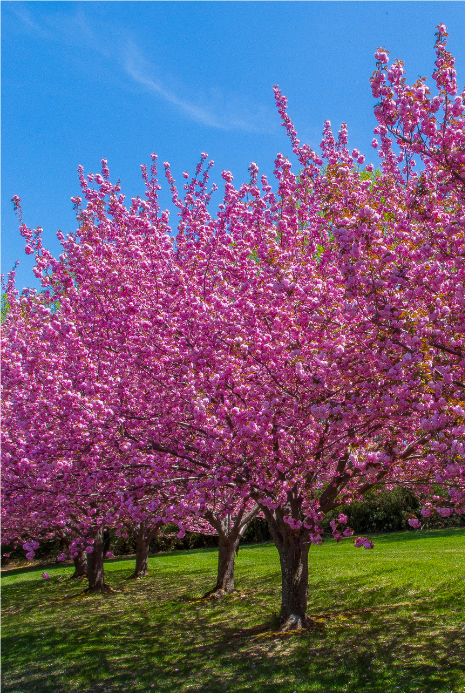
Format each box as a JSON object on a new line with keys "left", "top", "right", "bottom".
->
{"left": 322, "top": 487, "right": 465, "bottom": 535}
{"left": 323, "top": 487, "right": 420, "bottom": 535}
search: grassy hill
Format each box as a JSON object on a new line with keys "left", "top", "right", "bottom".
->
{"left": 2, "top": 528, "right": 465, "bottom": 692}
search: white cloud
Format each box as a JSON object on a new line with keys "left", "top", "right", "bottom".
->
{"left": 10, "top": 4, "right": 277, "bottom": 134}
{"left": 123, "top": 42, "right": 276, "bottom": 133}
{"left": 11, "top": 5, "right": 53, "bottom": 39}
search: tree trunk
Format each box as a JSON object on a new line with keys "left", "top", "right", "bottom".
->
{"left": 262, "top": 506, "right": 312, "bottom": 631}
{"left": 70, "top": 550, "right": 87, "bottom": 579}
{"left": 132, "top": 535, "right": 149, "bottom": 578}
{"left": 128, "top": 524, "right": 149, "bottom": 579}
{"left": 276, "top": 530, "right": 310, "bottom": 630}
{"left": 86, "top": 529, "right": 112, "bottom": 593}
{"left": 202, "top": 507, "right": 259, "bottom": 598}
{"left": 127, "top": 521, "right": 161, "bottom": 579}
{"left": 204, "top": 534, "right": 240, "bottom": 597}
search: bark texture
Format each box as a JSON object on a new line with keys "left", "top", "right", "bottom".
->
{"left": 276, "top": 529, "right": 310, "bottom": 630}
{"left": 127, "top": 521, "right": 162, "bottom": 579}
{"left": 86, "top": 529, "right": 112, "bottom": 593}
{"left": 203, "top": 533, "right": 241, "bottom": 597}
{"left": 70, "top": 550, "right": 87, "bottom": 579}
{"left": 262, "top": 505, "right": 312, "bottom": 631}
{"left": 202, "top": 505, "right": 259, "bottom": 598}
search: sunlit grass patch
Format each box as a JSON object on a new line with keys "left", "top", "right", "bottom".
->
{"left": 2, "top": 528, "right": 465, "bottom": 692}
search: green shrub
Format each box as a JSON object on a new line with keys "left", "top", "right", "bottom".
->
{"left": 323, "top": 487, "right": 465, "bottom": 535}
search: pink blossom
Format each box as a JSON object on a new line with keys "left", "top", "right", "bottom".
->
{"left": 408, "top": 518, "right": 422, "bottom": 528}
{"left": 354, "top": 537, "right": 374, "bottom": 549}
{"left": 375, "top": 50, "right": 389, "bottom": 64}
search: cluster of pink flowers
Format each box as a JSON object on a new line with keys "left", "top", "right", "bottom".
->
{"left": 354, "top": 537, "right": 375, "bottom": 550}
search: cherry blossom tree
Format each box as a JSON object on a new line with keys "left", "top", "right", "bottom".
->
{"left": 1, "top": 279, "right": 168, "bottom": 592}
{"left": 35, "top": 147, "right": 428, "bottom": 627}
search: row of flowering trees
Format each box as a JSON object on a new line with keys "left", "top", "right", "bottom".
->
{"left": 2, "top": 25, "right": 464, "bottom": 630}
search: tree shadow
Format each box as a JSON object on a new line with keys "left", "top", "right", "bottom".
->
{"left": 2, "top": 538, "right": 465, "bottom": 692}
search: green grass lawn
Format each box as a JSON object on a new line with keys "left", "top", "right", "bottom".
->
{"left": 2, "top": 528, "right": 465, "bottom": 693}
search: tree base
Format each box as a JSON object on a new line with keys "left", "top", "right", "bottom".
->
{"left": 126, "top": 571, "right": 149, "bottom": 580}
{"left": 69, "top": 573, "right": 87, "bottom": 580}
{"left": 202, "top": 586, "right": 237, "bottom": 599}
{"left": 279, "top": 614, "right": 315, "bottom": 632}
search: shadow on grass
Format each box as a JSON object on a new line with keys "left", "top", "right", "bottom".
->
{"left": 2, "top": 530, "right": 465, "bottom": 692}
{"left": 2, "top": 567, "right": 465, "bottom": 692}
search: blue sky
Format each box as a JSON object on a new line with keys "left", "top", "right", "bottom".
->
{"left": 2, "top": 1, "right": 464, "bottom": 291}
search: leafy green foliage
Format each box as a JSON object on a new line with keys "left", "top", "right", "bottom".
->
{"left": 323, "top": 488, "right": 420, "bottom": 534}
{"left": 1, "top": 292, "right": 10, "bottom": 323}
{"left": 323, "top": 488, "right": 465, "bottom": 535}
